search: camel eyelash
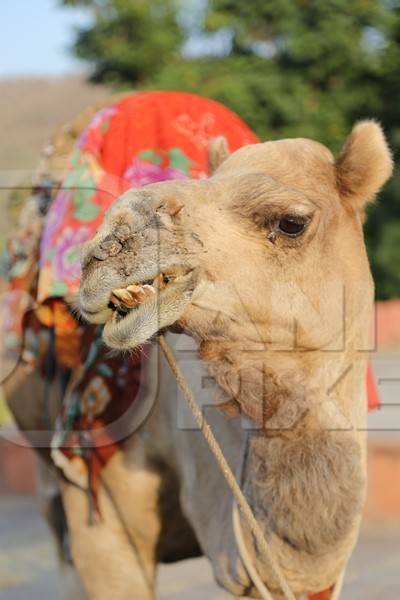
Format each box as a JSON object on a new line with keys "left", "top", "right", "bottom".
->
{"left": 266, "top": 214, "right": 311, "bottom": 242}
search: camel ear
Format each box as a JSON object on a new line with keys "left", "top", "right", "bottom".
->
{"left": 335, "top": 121, "right": 393, "bottom": 210}
{"left": 208, "top": 136, "right": 230, "bottom": 174}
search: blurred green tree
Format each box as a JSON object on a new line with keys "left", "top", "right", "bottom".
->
{"left": 63, "top": 0, "right": 400, "bottom": 299}
{"left": 61, "top": 0, "right": 182, "bottom": 84}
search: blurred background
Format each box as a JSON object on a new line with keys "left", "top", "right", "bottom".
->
{"left": 0, "top": 1, "right": 399, "bottom": 598}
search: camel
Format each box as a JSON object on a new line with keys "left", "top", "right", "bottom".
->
{"left": 74, "top": 120, "right": 393, "bottom": 598}
{"left": 3, "top": 91, "right": 392, "bottom": 598}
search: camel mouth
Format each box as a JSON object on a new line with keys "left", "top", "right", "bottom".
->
{"left": 109, "top": 271, "right": 182, "bottom": 314}
{"left": 101, "top": 268, "right": 196, "bottom": 350}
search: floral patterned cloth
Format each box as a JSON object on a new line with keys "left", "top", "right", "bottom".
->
{"left": 51, "top": 323, "right": 143, "bottom": 515}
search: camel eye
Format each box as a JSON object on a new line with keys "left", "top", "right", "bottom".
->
{"left": 277, "top": 216, "right": 308, "bottom": 237}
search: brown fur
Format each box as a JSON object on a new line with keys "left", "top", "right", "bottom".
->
{"left": 336, "top": 121, "right": 393, "bottom": 209}
{"left": 208, "top": 135, "right": 231, "bottom": 174}
{"left": 248, "top": 428, "right": 364, "bottom": 554}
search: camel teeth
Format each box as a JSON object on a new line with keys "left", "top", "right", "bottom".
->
{"left": 142, "top": 284, "right": 156, "bottom": 294}
{"left": 111, "top": 287, "right": 138, "bottom": 308}
{"left": 111, "top": 288, "right": 132, "bottom": 303}
{"left": 153, "top": 273, "right": 163, "bottom": 287}
{"left": 111, "top": 280, "right": 158, "bottom": 311}
{"left": 126, "top": 284, "right": 144, "bottom": 294}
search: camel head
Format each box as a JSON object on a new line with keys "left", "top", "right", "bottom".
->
{"left": 80, "top": 122, "right": 392, "bottom": 423}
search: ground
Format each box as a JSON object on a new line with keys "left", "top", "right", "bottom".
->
{"left": 0, "top": 496, "right": 399, "bottom": 599}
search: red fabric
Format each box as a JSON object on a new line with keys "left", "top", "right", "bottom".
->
{"left": 308, "top": 589, "right": 333, "bottom": 600}
{"left": 367, "top": 362, "right": 380, "bottom": 411}
{"left": 101, "top": 91, "right": 259, "bottom": 178}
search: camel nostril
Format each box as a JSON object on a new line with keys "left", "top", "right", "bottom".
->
{"left": 92, "top": 247, "right": 109, "bottom": 261}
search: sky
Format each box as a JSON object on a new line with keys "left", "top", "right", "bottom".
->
{"left": 0, "top": 0, "right": 92, "bottom": 78}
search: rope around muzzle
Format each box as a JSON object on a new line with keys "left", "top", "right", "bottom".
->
{"left": 158, "top": 334, "right": 296, "bottom": 600}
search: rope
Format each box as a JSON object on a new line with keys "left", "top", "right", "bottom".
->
{"left": 331, "top": 568, "right": 346, "bottom": 600}
{"left": 232, "top": 429, "right": 275, "bottom": 599}
{"left": 233, "top": 501, "right": 346, "bottom": 600}
{"left": 233, "top": 502, "right": 275, "bottom": 600}
{"left": 158, "top": 334, "right": 296, "bottom": 600}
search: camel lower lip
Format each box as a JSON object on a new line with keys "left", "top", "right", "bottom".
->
{"left": 101, "top": 286, "right": 170, "bottom": 349}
